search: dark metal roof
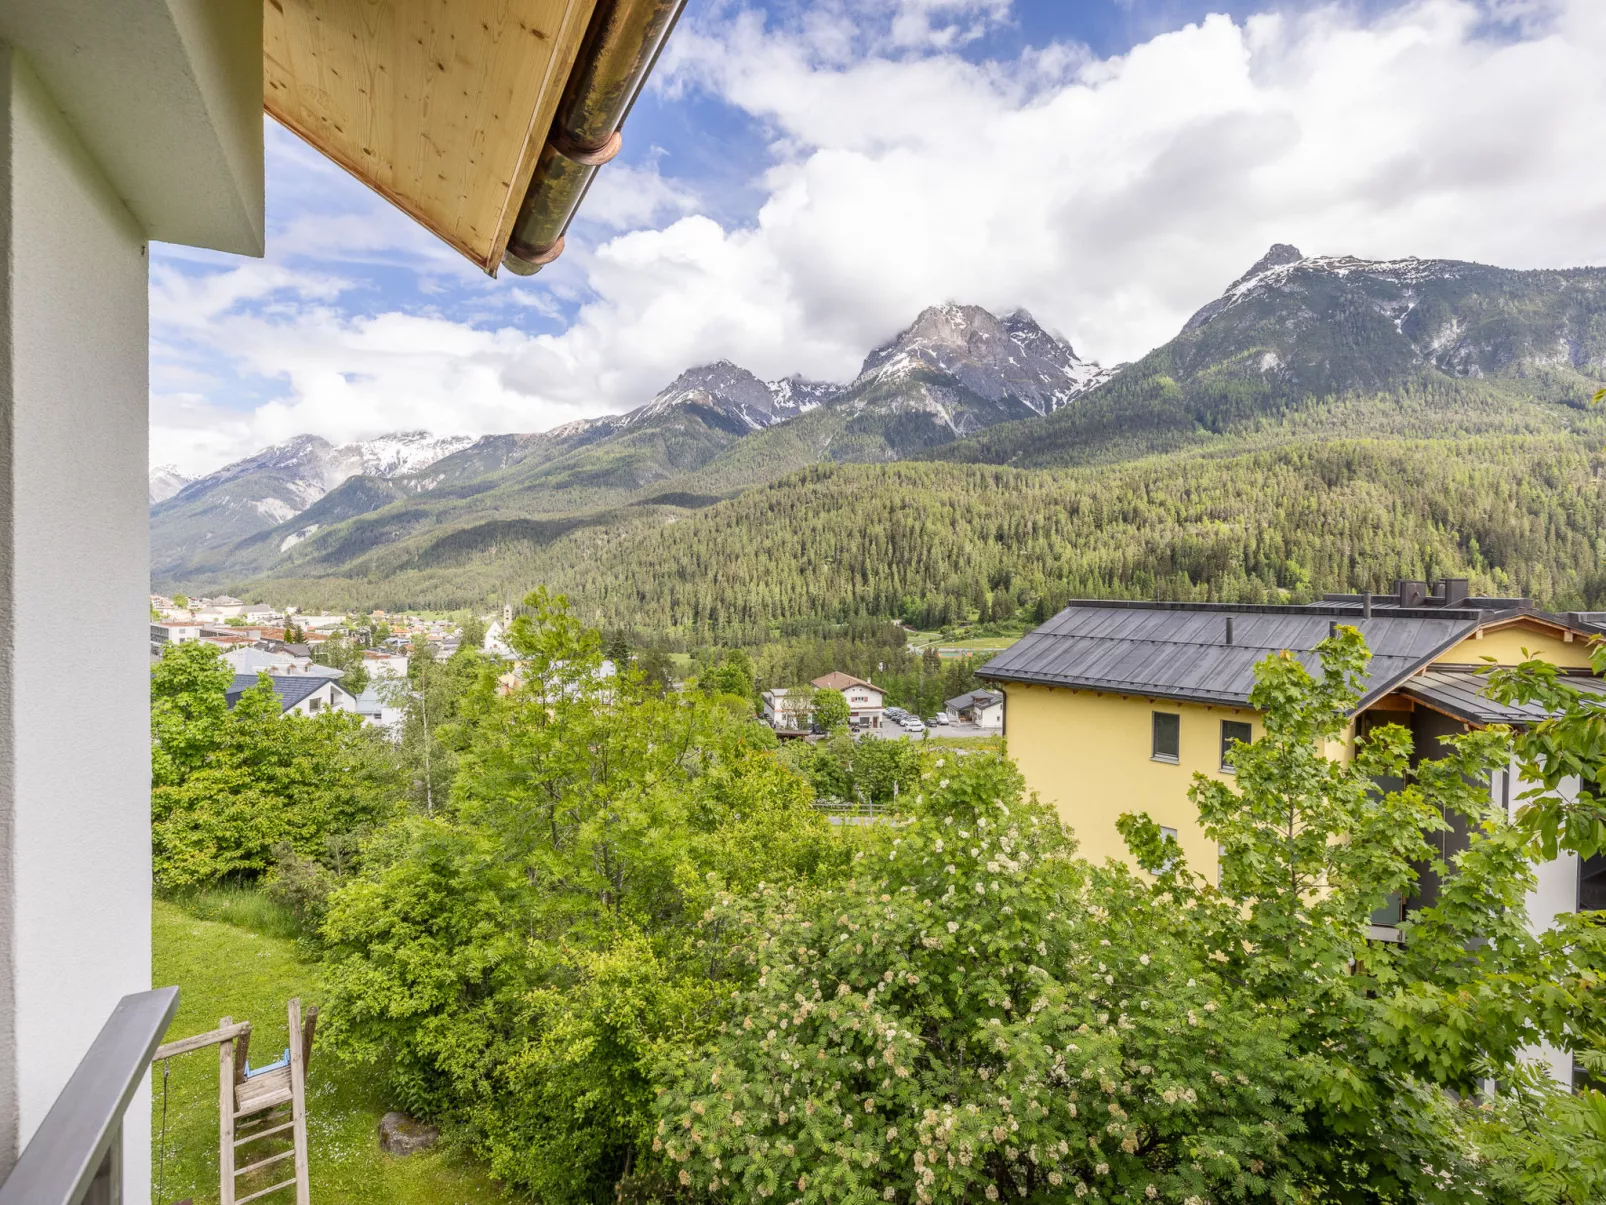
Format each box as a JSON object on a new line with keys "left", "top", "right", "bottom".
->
{"left": 978, "top": 600, "right": 1494, "bottom": 709}
{"left": 1401, "top": 669, "right": 1606, "bottom": 726}
{"left": 226, "top": 673, "right": 329, "bottom": 712}
{"left": 947, "top": 690, "right": 1002, "bottom": 710}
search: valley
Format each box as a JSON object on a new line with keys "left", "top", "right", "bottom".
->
{"left": 152, "top": 246, "right": 1606, "bottom": 632}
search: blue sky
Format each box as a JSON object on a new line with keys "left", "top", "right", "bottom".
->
{"left": 150, "top": 0, "right": 1606, "bottom": 476}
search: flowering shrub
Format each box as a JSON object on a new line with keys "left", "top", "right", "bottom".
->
{"left": 657, "top": 751, "right": 1299, "bottom": 1205}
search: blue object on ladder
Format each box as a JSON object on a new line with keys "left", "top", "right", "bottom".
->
{"left": 243, "top": 1048, "right": 290, "bottom": 1079}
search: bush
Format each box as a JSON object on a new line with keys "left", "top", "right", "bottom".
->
{"left": 150, "top": 642, "right": 400, "bottom": 890}
{"left": 657, "top": 751, "right": 1298, "bottom": 1205}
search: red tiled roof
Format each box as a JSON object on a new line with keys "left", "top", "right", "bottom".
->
{"left": 811, "top": 672, "right": 881, "bottom": 693}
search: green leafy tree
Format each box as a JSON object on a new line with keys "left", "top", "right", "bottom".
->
{"left": 637, "top": 646, "right": 676, "bottom": 695}
{"left": 811, "top": 688, "right": 850, "bottom": 734}
{"left": 151, "top": 641, "right": 234, "bottom": 784}
{"left": 151, "top": 667, "right": 399, "bottom": 891}
{"left": 663, "top": 633, "right": 1606, "bottom": 1205}
{"left": 705, "top": 648, "right": 757, "bottom": 701}
{"left": 787, "top": 731, "right": 921, "bottom": 811}
{"left": 659, "top": 751, "right": 1299, "bottom": 1205}
{"left": 171, "top": 593, "right": 189, "bottom": 610}
{"left": 312, "top": 634, "right": 370, "bottom": 695}
{"left": 1120, "top": 627, "right": 1606, "bottom": 1202}
{"left": 319, "top": 590, "right": 847, "bottom": 1205}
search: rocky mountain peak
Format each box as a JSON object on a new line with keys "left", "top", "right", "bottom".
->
{"left": 148, "top": 464, "right": 194, "bottom": 505}
{"left": 854, "top": 302, "right": 1107, "bottom": 417}
{"left": 628, "top": 360, "right": 821, "bottom": 432}
{"left": 1234, "top": 243, "right": 1304, "bottom": 286}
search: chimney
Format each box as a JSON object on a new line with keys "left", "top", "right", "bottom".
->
{"left": 1329, "top": 621, "right": 1338, "bottom": 639}
{"left": 1442, "top": 577, "right": 1469, "bottom": 606}
{"left": 1224, "top": 617, "right": 1234, "bottom": 646}
{"left": 1397, "top": 579, "right": 1428, "bottom": 608}
{"left": 1362, "top": 591, "right": 1372, "bottom": 619}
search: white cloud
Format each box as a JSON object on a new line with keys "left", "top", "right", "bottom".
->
{"left": 152, "top": 0, "right": 1606, "bottom": 476}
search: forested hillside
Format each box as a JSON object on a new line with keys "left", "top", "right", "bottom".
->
{"left": 253, "top": 436, "right": 1606, "bottom": 635}
{"left": 171, "top": 247, "right": 1606, "bottom": 629}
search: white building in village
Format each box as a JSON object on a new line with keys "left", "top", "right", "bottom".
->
{"left": 812, "top": 672, "right": 887, "bottom": 730}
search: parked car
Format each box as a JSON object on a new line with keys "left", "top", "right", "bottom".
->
{"left": 927, "top": 713, "right": 949, "bottom": 725}
{"left": 901, "top": 718, "right": 926, "bottom": 733}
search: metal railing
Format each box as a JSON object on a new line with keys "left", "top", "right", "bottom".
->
{"left": 0, "top": 987, "right": 179, "bottom": 1205}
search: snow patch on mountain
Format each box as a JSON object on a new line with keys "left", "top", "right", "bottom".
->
{"left": 149, "top": 464, "right": 193, "bottom": 504}
{"left": 1186, "top": 244, "right": 1477, "bottom": 333}
{"left": 254, "top": 498, "right": 298, "bottom": 524}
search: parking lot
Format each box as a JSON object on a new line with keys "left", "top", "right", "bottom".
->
{"left": 861, "top": 720, "right": 992, "bottom": 741}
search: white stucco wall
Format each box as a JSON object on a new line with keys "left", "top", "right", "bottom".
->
{"left": 0, "top": 47, "right": 153, "bottom": 1196}
{"left": 1498, "top": 764, "right": 1582, "bottom": 1086}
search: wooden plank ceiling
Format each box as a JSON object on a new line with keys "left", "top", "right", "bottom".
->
{"left": 264, "top": 0, "right": 597, "bottom": 274}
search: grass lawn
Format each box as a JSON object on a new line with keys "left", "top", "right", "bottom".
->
{"left": 932, "top": 636, "right": 1019, "bottom": 654}
{"left": 152, "top": 894, "right": 522, "bottom": 1205}
{"left": 902, "top": 628, "right": 1022, "bottom": 656}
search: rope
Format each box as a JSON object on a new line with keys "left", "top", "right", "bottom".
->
{"left": 155, "top": 1057, "right": 171, "bottom": 1205}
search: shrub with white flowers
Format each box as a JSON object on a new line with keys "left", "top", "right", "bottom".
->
{"left": 656, "top": 750, "right": 1298, "bottom": 1205}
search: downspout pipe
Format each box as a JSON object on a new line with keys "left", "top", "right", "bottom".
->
{"left": 502, "top": 0, "right": 688, "bottom": 275}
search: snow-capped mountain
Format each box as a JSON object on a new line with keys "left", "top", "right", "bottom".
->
{"left": 338, "top": 430, "right": 477, "bottom": 479}
{"left": 937, "top": 244, "right": 1606, "bottom": 470}
{"left": 148, "top": 464, "right": 193, "bottom": 504}
{"left": 622, "top": 361, "right": 840, "bottom": 432}
{"left": 817, "top": 304, "right": 1109, "bottom": 450}
{"left": 853, "top": 304, "right": 1108, "bottom": 418}
{"left": 152, "top": 304, "right": 1105, "bottom": 582}
{"left": 1172, "top": 243, "right": 1606, "bottom": 395}
{"left": 150, "top": 431, "right": 474, "bottom": 578}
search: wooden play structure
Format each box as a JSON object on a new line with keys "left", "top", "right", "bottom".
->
{"left": 152, "top": 998, "right": 318, "bottom": 1205}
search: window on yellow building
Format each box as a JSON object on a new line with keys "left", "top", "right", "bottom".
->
{"left": 1221, "top": 720, "right": 1252, "bottom": 772}
{"left": 1152, "top": 825, "right": 1180, "bottom": 876}
{"left": 1151, "top": 712, "right": 1180, "bottom": 762}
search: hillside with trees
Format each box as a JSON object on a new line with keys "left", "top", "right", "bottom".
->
{"left": 249, "top": 436, "right": 1606, "bottom": 635}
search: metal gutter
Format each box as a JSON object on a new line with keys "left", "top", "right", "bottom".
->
{"left": 502, "top": 0, "right": 689, "bottom": 275}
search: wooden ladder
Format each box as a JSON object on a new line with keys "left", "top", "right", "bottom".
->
{"left": 217, "top": 998, "right": 317, "bottom": 1205}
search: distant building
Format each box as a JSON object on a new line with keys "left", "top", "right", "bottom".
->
{"left": 222, "top": 647, "right": 341, "bottom": 679}
{"left": 811, "top": 672, "right": 886, "bottom": 730}
{"left": 150, "top": 622, "right": 202, "bottom": 646}
{"left": 225, "top": 673, "right": 356, "bottom": 717}
{"left": 761, "top": 687, "right": 811, "bottom": 732}
{"left": 945, "top": 689, "right": 1004, "bottom": 728}
{"left": 363, "top": 650, "right": 411, "bottom": 678}
{"left": 294, "top": 614, "right": 349, "bottom": 632}
{"left": 353, "top": 684, "right": 405, "bottom": 731}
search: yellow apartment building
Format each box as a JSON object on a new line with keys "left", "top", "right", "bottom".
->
{"left": 979, "top": 580, "right": 1604, "bottom": 908}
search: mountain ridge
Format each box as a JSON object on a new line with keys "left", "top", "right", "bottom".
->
{"left": 154, "top": 248, "right": 1606, "bottom": 609}
{"left": 152, "top": 304, "right": 1105, "bottom": 585}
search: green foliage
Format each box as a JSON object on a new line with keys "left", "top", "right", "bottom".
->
{"left": 811, "top": 688, "right": 850, "bottom": 734}
{"left": 317, "top": 590, "right": 850, "bottom": 1204}
{"left": 150, "top": 643, "right": 399, "bottom": 891}
{"left": 1121, "top": 628, "right": 1606, "bottom": 1201}
{"left": 658, "top": 752, "right": 1302, "bottom": 1205}
{"left": 239, "top": 435, "right": 1606, "bottom": 623}
{"left": 311, "top": 634, "right": 370, "bottom": 695}
{"left": 784, "top": 732, "right": 922, "bottom": 811}
{"left": 1487, "top": 641, "right": 1606, "bottom": 862}
{"left": 703, "top": 648, "right": 758, "bottom": 702}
